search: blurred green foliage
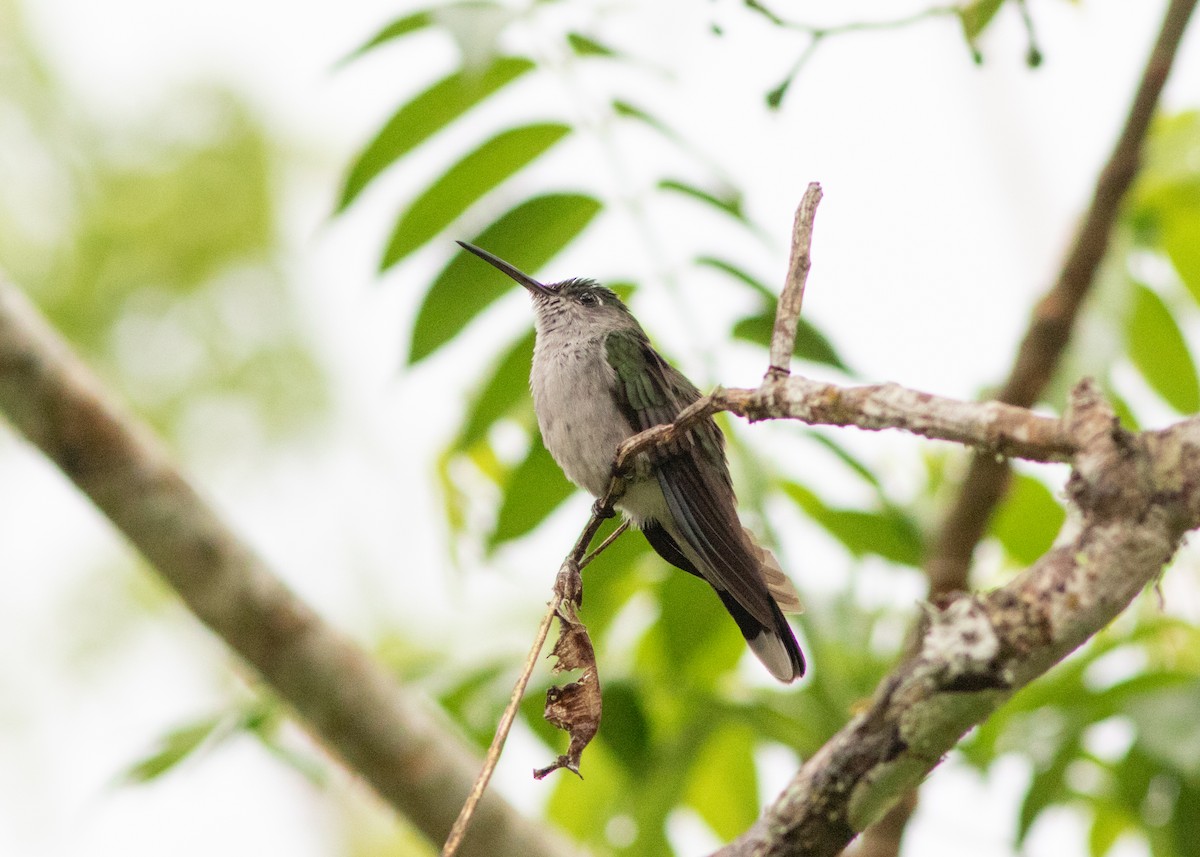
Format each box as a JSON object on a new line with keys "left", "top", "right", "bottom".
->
{"left": 962, "top": 615, "right": 1200, "bottom": 857}
{"left": 0, "top": 0, "right": 332, "bottom": 827}
{"left": 0, "top": 0, "right": 327, "bottom": 447}
{"left": 122, "top": 690, "right": 325, "bottom": 787}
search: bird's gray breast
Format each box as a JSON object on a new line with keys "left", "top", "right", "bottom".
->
{"left": 530, "top": 334, "right": 633, "bottom": 498}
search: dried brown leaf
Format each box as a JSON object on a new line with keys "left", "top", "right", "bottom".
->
{"left": 533, "top": 607, "right": 601, "bottom": 779}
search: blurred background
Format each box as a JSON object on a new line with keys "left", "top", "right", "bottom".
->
{"left": 2, "top": 1, "right": 1200, "bottom": 855}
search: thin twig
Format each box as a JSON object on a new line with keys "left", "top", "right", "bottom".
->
{"left": 768, "top": 182, "right": 823, "bottom": 377}
{"left": 752, "top": 5, "right": 961, "bottom": 104}
{"left": 1015, "top": 0, "right": 1043, "bottom": 66}
{"left": 745, "top": 2, "right": 959, "bottom": 38}
{"left": 582, "top": 520, "right": 631, "bottom": 568}
{"left": 442, "top": 475, "right": 635, "bottom": 856}
{"left": 440, "top": 587, "right": 565, "bottom": 857}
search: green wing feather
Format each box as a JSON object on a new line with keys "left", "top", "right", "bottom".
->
{"left": 603, "top": 329, "right": 727, "bottom": 470}
{"left": 603, "top": 329, "right": 774, "bottom": 623}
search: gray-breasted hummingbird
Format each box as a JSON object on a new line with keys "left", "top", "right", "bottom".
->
{"left": 458, "top": 241, "right": 806, "bottom": 682}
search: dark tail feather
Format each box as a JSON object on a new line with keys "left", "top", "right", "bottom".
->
{"left": 716, "top": 590, "right": 806, "bottom": 682}
{"left": 642, "top": 520, "right": 805, "bottom": 682}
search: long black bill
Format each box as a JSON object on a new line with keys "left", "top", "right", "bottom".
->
{"left": 456, "top": 241, "right": 550, "bottom": 293}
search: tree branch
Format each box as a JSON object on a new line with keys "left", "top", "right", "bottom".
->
{"left": 722, "top": 377, "right": 1074, "bottom": 462}
{"left": 613, "top": 377, "right": 1074, "bottom": 468}
{"left": 925, "top": 0, "right": 1199, "bottom": 597}
{"left": 0, "top": 276, "right": 582, "bottom": 857}
{"left": 769, "top": 183, "right": 823, "bottom": 377}
{"left": 712, "top": 379, "right": 1200, "bottom": 857}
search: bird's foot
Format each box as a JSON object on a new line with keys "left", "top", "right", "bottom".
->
{"left": 591, "top": 498, "right": 616, "bottom": 519}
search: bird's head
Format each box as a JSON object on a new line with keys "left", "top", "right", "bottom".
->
{"left": 456, "top": 241, "right": 635, "bottom": 336}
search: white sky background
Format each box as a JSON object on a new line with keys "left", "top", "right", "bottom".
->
{"left": 2, "top": 1, "right": 1200, "bottom": 856}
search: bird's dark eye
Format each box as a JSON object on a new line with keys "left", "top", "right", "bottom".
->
{"left": 579, "top": 292, "right": 601, "bottom": 307}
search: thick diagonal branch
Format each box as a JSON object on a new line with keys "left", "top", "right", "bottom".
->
{"left": 712, "top": 380, "right": 1200, "bottom": 857}
{"left": 851, "top": 8, "right": 1200, "bottom": 852}
{"left": 926, "top": 0, "right": 1198, "bottom": 596}
{"left": 0, "top": 277, "right": 580, "bottom": 857}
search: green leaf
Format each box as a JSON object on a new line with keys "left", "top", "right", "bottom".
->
{"left": 490, "top": 438, "right": 574, "bottom": 547}
{"left": 612, "top": 99, "right": 686, "bottom": 147}
{"left": 1132, "top": 112, "right": 1200, "bottom": 301}
{"left": 697, "top": 256, "right": 850, "bottom": 371}
{"left": 654, "top": 568, "right": 744, "bottom": 682}
{"left": 1135, "top": 111, "right": 1200, "bottom": 202}
{"left": 1091, "top": 668, "right": 1198, "bottom": 717}
{"left": 440, "top": 663, "right": 511, "bottom": 745}
{"left": 730, "top": 312, "right": 772, "bottom": 345}
{"left": 782, "top": 482, "right": 923, "bottom": 566}
{"left": 566, "top": 32, "right": 617, "bottom": 57}
{"left": 695, "top": 255, "right": 773, "bottom": 300}
{"left": 338, "top": 56, "right": 535, "bottom": 211}
{"left": 408, "top": 192, "right": 601, "bottom": 363}
{"left": 1126, "top": 283, "right": 1200, "bottom": 414}
{"left": 341, "top": 10, "right": 435, "bottom": 62}
{"left": 600, "top": 680, "right": 652, "bottom": 775}
{"left": 1124, "top": 682, "right": 1200, "bottom": 776}
{"left": 544, "top": 745, "right": 625, "bottom": 844}
{"left": 805, "top": 432, "right": 885, "bottom": 494}
{"left": 959, "top": 0, "right": 1005, "bottom": 41}
{"left": 382, "top": 123, "right": 571, "bottom": 269}
{"left": 1163, "top": 209, "right": 1200, "bottom": 304}
{"left": 1018, "top": 739, "right": 1077, "bottom": 843}
{"left": 732, "top": 310, "right": 848, "bottom": 371}
{"left": 989, "top": 472, "right": 1065, "bottom": 565}
{"left": 123, "top": 716, "right": 227, "bottom": 782}
{"left": 684, "top": 724, "right": 760, "bottom": 840}
{"left": 1170, "top": 779, "right": 1200, "bottom": 857}
{"left": 456, "top": 329, "right": 535, "bottom": 449}
{"left": 658, "top": 179, "right": 750, "bottom": 226}
{"left": 1087, "top": 800, "right": 1131, "bottom": 857}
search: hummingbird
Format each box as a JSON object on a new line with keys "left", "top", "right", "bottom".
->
{"left": 457, "top": 242, "right": 805, "bottom": 682}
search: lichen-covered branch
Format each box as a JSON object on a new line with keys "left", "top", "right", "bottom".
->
{"left": 611, "top": 374, "right": 1074, "bottom": 472}
{"left": 0, "top": 276, "right": 581, "bottom": 857}
{"left": 721, "top": 377, "right": 1074, "bottom": 461}
{"left": 711, "top": 380, "right": 1199, "bottom": 857}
